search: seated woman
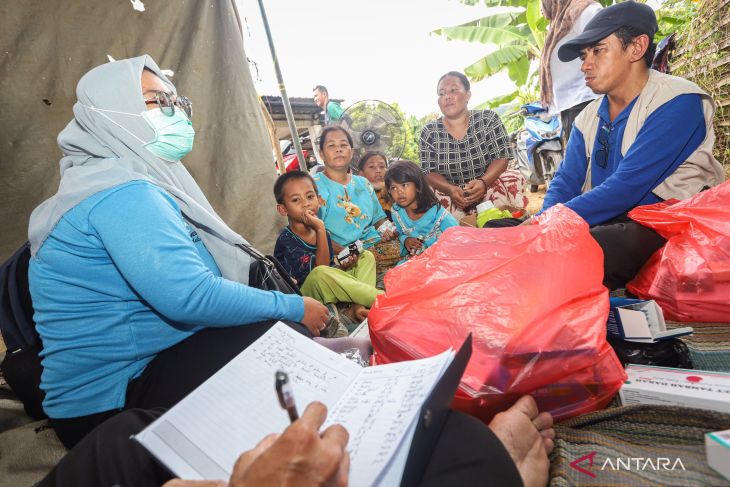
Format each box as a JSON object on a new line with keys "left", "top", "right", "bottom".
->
{"left": 27, "top": 55, "right": 330, "bottom": 450}
{"left": 420, "top": 71, "right": 529, "bottom": 221}
{"left": 313, "top": 127, "right": 399, "bottom": 280}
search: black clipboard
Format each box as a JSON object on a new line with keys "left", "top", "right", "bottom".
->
{"left": 399, "top": 334, "right": 473, "bottom": 487}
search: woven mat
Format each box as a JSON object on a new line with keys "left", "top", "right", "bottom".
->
{"left": 550, "top": 405, "right": 730, "bottom": 486}
{"left": 668, "top": 321, "right": 730, "bottom": 371}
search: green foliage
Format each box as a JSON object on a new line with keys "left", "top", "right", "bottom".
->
{"left": 432, "top": 0, "right": 548, "bottom": 108}
{"left": 654, "top": 0, "right": 698, "bottom": 42}
{"left": 386, "top": 103, "right": 438, "bottom": 165}
{"left": 436, "top": 0, "right": 696, "bottom": 112}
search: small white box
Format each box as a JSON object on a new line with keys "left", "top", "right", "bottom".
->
{"left": 706, "top": 429, "right": 730, "bottom": 481}
{"left": 608, "top": 298, "right": 693, "bottom": 343}
{"left": 619, "top": 365, "right": 730, "bottom": 414}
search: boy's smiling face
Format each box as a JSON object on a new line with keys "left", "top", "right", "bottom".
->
{"left": 277, "top": 177, "right": 321, "bottom": 222}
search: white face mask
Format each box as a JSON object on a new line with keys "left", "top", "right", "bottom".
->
{"left": 141, "top": 108, "right": 195, "bottom": 161}
{"left": 83, "top": 105, "right": 195, "bottom": 161}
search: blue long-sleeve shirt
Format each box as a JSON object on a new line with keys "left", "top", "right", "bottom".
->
{"left": 542, "top": 94, "right": 706, "bottom": 225}
{"left": 29, "top": 180, "right": 304, "bottom": 418}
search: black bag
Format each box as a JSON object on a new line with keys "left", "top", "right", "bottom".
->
{"left": 238, "top": 244, "right": 300, "bottom": 295}
{"left": 0, "top": 242, "right": 47, "bottom": 419}
{"left": 607, "top": 337, "right": 692, "bottom": 369}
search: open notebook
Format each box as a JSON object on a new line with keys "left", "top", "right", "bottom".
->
{"left": 134, "top": 322, "right": 466, "bottom": 487}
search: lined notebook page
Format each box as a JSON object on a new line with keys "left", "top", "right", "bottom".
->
{"left": 135, "top": 322, "right": 361, "bottom": 480}
{"left": 324, "top": 349, "right": 454, "bottom": 487}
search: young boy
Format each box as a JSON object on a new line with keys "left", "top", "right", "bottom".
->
{"left": 273, "top": 171, "right": 382, "bottom": 323}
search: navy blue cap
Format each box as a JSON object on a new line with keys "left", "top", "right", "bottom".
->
{"left": 558, "top": 1, "right": 658, "bottom": 62}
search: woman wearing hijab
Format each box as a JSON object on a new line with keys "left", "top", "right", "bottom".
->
{"left": 27, "top": 55, "right": 330, "bottom": 449}
{"left": 539, "top": 0, "right": 602, "bottom": 141}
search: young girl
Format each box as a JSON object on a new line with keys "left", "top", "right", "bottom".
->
{"left": 385, "top": 161, "right": 458, "bottom": 261}
{"left": 357, "top": 151, "right": 391, "bottom": 219}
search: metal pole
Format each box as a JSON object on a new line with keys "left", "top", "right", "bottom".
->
{"left": 256, "top": 0, "right": 307, "bottom": 171}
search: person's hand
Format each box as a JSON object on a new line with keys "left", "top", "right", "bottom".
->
{"left": 463, "top": 178, "right": 487, "bottom": 206}
{"left": 229, "top": 402, "right": 350, "bottom": 487}
{"left": 338, "top": 252, "right": 359, "bottom": 271}
{"left": 331, "top": 241, "right": 345, "bottom": 254}
{"left": 488, "top": 396, "right": 554, "bottom": 487}
{"left": 303, "top": 210, "right": 326, "bottom": 233}
{"left": 448, "top": 185, "right": 469, "bottom": 209}
{"left": 301, "top": 297, "right": 329, "bottom": 337}
{"left": 404, "top": 237, "right": 423, "bottom": 255}
{"left": 379, "top": 229, "right": 397, "bottom": 242}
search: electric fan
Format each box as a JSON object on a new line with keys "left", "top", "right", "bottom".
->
{"left": 335, "top": 100, "right": 407, "bottom": 170}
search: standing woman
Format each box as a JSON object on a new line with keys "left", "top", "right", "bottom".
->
{"left": 539, "top": 0, "right": 601, "bottom": 142}
{"left": 420, "top": 71, "right": 528, "bottom": 221}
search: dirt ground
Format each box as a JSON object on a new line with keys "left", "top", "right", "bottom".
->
{"left": 526, "top": 184, "right": 547, "bottom": 215}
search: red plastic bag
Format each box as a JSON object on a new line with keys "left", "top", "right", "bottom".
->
{"left": 627, "top": 180, "right": 730, "bottom": 323}
{"left": 369, "top": 205, "right": 626, "bottom": 423}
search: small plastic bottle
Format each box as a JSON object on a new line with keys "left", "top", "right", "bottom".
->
{"left": 476, "top": 201, "right": 511, "bottom": 228}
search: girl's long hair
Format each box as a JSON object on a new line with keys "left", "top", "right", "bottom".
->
{"left": 384, "top": 161, "right": 440, "bottom": 214}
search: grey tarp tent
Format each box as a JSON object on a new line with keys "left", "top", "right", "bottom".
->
{"left": 0, "top": 1, "right": 286, "bottom": 484}
{"left": 0, "top": 0, "right": 283, "bottom": 261}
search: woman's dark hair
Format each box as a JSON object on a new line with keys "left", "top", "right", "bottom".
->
{"left": 437, "top": 71, "right": 470, "bottom": 94}
{"left": 318, "top": 126, "right": 353, "bottom": 151}
{"left": 357, "top": 151, "right": 388, "bottom": 171}
{"left": 613, "top": 26, "right": 657, "bottom": 68}
{"left": 384, "top": 161, "right": 439, "bottom": 214}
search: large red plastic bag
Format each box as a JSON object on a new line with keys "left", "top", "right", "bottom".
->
{"left": 627, "top": 180, "right": 730, "bottom": 323}
{"left": 369, "top": 205, "right": 626, "bottom": 423}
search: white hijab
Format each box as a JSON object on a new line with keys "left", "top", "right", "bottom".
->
{"left": 28, "top": 55, "right": 253, "bottom": 283}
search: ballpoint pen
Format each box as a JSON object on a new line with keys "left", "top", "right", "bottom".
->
{"left": 275, "top": 370, "right": 299, "bottom": 422}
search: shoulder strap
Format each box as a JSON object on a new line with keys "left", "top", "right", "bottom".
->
{"left": 573, "top": 98, "right": 602, "bottom": 193}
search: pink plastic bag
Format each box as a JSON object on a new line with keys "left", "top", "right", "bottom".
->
{"left": 369, "top": 205, "right": 626, "bottom": 423}
{"left": 627, "top": 180, "right": 730, "bottom": 322}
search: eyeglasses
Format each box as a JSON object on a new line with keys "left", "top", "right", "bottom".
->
{"left": 594, "top": 122, "right": 612, "bottom": 169}
{"left": 144, "top": 91, "right": 193, "bottom": 119}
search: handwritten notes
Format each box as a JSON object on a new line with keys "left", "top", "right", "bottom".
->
{"left": 324, "top": 352, "right": 452, "bottom": 487}
{"left": 135, "top": 322, "right": 454, "bottom": 486}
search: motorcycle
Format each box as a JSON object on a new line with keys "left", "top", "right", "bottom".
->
{"left": 277, "top": 136, "right": 318, "bottom": 173}
{"left": 512, "top": 102, "right": 563, "bottom": 193}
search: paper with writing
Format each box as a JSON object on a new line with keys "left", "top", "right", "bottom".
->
{"left": 134, "top": 322, "right": 454, "bottom": 486}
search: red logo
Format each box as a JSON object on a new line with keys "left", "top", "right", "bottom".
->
{"left": 686, "top": 376, "right": 703, "bottom": 383}
{"left": 570, "top": 451, "right": 597, "bottom": 478}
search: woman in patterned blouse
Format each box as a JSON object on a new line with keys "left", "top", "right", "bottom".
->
{"left": 420, "top": 71, "right": 528, "bottom": 220}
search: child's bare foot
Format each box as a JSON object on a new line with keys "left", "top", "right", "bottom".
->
{"left": 352, "top": 304, "right": 369, "bottom": 322}
{"left": 341, "top": 304, "right": 369, "bottom": 323}
{"left": 489, "top": 396, "right": 554, "bottom": 487}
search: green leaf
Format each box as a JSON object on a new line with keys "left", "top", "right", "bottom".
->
{"left": 433, "top": 12, "right": 522, "bottom": 33}
{"left": 507, "top": 55, "right": 530, "bottom": 85}
{"left": 475, "top": 90, "right": 519, "bottom": 109}
{"left": 525, "top": 0, "right": 541, "bottom": 36}
{"left": 464, "top": 44, "right": 529, "bottom": 81}
{"left": 436, "top": 25, "right": 526, "bottom": 45}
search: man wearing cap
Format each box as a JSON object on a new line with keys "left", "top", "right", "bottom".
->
{"left": 540, "top": 1, "right": 724, "bottom": 290}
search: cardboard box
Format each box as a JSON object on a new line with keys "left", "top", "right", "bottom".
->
{"left": 619, "top": 365, "right": 730, "bottom": 414}
{"left": 706, "top": 429, "right": 730, "bottom": 481}
{"left": 608, "top": 298, "right": 693, "bottom": 343}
